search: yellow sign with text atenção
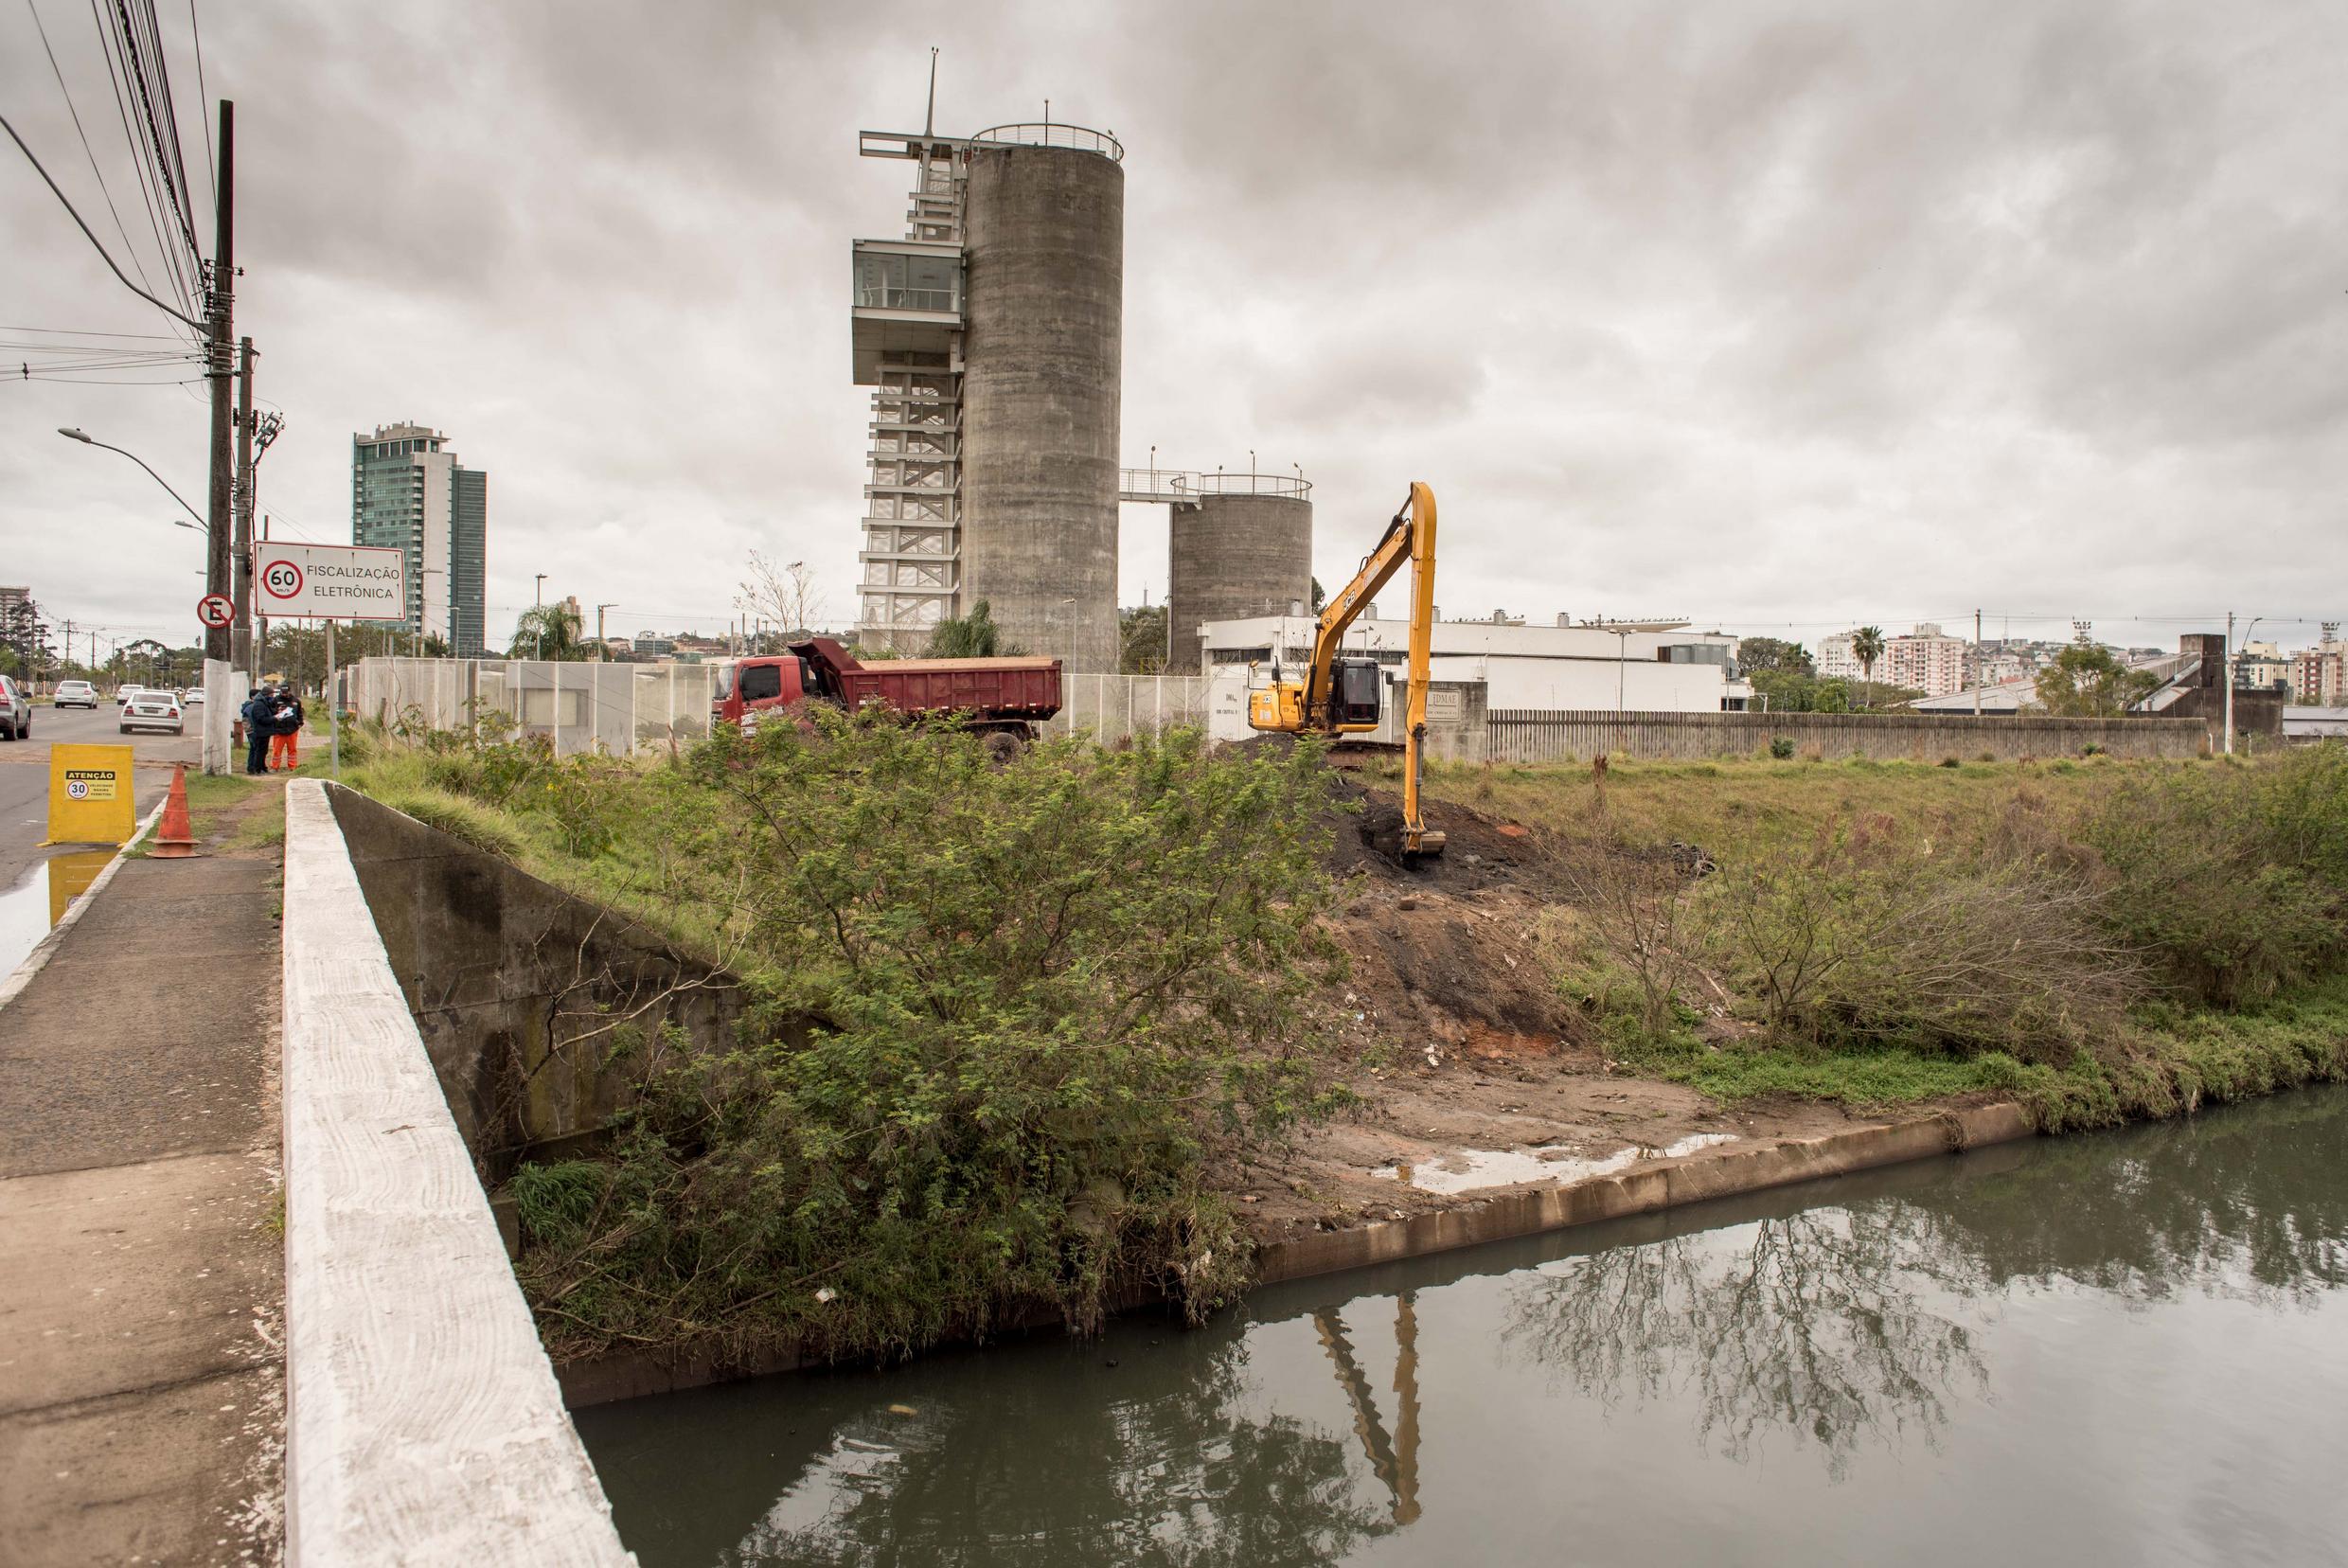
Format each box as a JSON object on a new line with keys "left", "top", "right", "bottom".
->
{"left": 46, "top": 743, "right": 136, "bottom": 846}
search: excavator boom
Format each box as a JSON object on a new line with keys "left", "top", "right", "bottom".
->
{"left": 1248, "top": 482, "right": 1446, "bottom": 859}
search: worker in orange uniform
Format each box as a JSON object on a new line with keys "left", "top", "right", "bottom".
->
{"left": 267, "top": 681, "right": 306, "bottom": 772}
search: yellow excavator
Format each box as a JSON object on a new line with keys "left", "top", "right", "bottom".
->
{"left": 1248, "top": 481, "right": 1448, "bottom": 860}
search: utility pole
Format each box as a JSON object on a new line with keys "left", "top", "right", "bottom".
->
{"left": 2222, "top": 611, "right": 2236, "bottom": 757}
{"left": 1974, "top": 608, "right": 1983, "bottom": 719}
{"left": 596, "top": 602, "right": 616, "bottom": 659}
{"left": 201, "top": 100, "right": 236, "bottom": 773}
{"left": 233, "top": 337, "right": 257, "bottom": 682}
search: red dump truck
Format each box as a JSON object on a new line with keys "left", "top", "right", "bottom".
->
{"left": 712, "top": 636, "right": 1061, "bottom": 752}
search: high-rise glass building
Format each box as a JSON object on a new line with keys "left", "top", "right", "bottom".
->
{"left": 351, "top": 422, "right": 489, "bottom": 654}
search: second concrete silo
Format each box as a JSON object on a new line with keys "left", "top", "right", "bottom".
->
{"left": 1168, "top": 490, "right": 1314, "bottom": 672}
{"left": 959, "top": 129, "right": 1124, "bottom": 672}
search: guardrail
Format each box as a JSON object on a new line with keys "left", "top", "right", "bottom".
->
{"left": 1116, "top": 468, "right": 1312, "bottom": 502}
{"left": 971, "top": 122, "right": 1125, "bottom": 161}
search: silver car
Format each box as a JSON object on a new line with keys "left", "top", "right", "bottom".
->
{"left": 0, "top": 675, "right": 27, "bottom": 740}
{"left": 120, "top": 690, "right": 184, "bottom": 736}
{"left": 54, "top": 679, "right": 98, "bottom": 709}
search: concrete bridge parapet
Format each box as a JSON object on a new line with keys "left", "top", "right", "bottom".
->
{"left": 280, "top": 780, "right": 633, "bottom": 1566}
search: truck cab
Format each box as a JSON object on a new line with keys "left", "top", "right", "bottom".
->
{"left": 711, "top": 654, "right": 813, "bottom": 727}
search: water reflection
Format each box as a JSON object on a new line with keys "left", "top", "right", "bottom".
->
{"left": 1503, "top": 1090, "right": 2348, "bottom": 1475}
{"left": 0, "top": 848, "right": 116, "bottom": 977}
{"left": 726, "top": 1343, "right": 1392, "bottom": 1566}
{"left": 1505, "top": 1205, "right": 1990, "bottom": 1477}
{"left": 581, "top": 1087, "right": 2348, "bottom": 1567}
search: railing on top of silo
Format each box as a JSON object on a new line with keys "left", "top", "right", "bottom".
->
{"left": 970, "top": 122, "right": 1125, "bottom": 161}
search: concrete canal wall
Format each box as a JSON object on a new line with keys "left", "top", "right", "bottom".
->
{"left": 280, "top": 781, "right": 632, "bottom": 1565}
{"left": 326, "top": 785, "right": 744, "bottom": 1180}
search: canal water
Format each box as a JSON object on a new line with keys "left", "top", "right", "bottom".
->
{"left": 576, "top": 1086, "right": 2348, "bottom": 1566}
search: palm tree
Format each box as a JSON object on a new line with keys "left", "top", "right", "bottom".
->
{"left": 509, "top": 601, "right": 590, "bottom": 661}
{"left": 1852, "top": 626, "right": 1886, "bottom": 709}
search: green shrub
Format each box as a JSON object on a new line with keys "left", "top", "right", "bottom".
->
{"left": 1769, "top": 737, "right": 1796, "bottom": 760}
{"left": 2078, "top": 745, "right": 2348, "bottom": 1005}
{"left": 511, "top": 714, "right": 1352, "bottom": 1363}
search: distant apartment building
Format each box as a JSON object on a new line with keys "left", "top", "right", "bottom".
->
{"left": 1978, "top": 652, "right": 2030, "bottom": 686}
{"left": 1817, "top": 624, "right": 1972, "bottom": 696}
{"left": 2237, "top": 640, "right": 2290, "bottom": 690}
{"left": 2295, "top": 639, "right": 2345, "bottom": 705}
{"left": 632, "top": 633, "right": 677, "bottom": 658}
{"left": 351, "top": 422, "right": 489, "bottom": 655}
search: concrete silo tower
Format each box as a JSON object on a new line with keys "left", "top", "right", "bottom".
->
{"left": 851, "top": 117, "right": 1125, "bottom": 669}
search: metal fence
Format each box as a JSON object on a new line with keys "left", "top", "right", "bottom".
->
{"left": 1038, "top": 673, "right": 1212, "bottom": 744}
{"left": 346, "top": 658, "right": 714, "bottom": 757}
{"left": 345, "top": 659, "right": 1213, "bottom": 754}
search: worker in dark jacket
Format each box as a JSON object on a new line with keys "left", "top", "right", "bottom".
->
{"left": 268, "top": 685, "right": 306, "bottom": 772}
{"left": 240, "top": 684, "right": 274, "bottom": 775}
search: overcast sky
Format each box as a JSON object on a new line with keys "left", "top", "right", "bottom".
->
{"left": 5, "top": 0, "right": 2344, "bottom": 657}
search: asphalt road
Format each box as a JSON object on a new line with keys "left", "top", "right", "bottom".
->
{"left": 0, "top": 701, "right": 205, "bottom": 890}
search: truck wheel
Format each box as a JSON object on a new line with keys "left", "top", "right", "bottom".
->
{"left": 982, "top": 731, "right": 1022, "bottom": 767}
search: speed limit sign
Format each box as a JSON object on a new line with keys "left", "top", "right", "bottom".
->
{"left": 196, "top": 593, "right": 235, "bottom": 629}
{"left": 261, "top": 558, "right": 304, "bottom": 600}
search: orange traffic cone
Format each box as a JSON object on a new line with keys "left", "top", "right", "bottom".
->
{"left": 151, "top": 762, "right": 202, "bottom": 859}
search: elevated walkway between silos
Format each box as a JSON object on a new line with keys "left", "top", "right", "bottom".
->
{"left": 1118, "top": 469, "right": 1313, "bottom": 509}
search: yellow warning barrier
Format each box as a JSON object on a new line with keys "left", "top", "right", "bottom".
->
{"left": 46, "top": 743, "right": 136, "bottom": 846}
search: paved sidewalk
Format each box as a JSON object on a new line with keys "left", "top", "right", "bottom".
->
{"left": 0, "top": 791, "right": 285, "bottom": 1566}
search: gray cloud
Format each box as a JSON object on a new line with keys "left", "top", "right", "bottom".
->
{"left": 4, "top": 0, "right": 2343, "bottom": 658}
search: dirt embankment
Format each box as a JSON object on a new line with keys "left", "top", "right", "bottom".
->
{"left": 1232, "top": 783, "right": 1905, "bottom": 1241}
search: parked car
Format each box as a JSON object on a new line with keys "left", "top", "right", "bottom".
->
{"left": 120, "top": 690, "right": 183, "bottom": 736}
{"left": 54, "top": 679, "right": 98, "bottom": 709}
{"left": 0, "top": 675, "right": 28, "bottom": 740}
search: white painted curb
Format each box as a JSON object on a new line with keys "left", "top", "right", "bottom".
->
{"left": 280, "top": 781, "right": 634, "bottom": 1566}
{"left": 0, "top": 796, "right": 169, "bottom": 1015}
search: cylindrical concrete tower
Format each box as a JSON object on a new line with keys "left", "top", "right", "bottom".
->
{"left": 960, "top": 137, "right": 1124, "bottom": 673}
{"left": 1168, "top": 493, "right": 1313, "bottom": 672}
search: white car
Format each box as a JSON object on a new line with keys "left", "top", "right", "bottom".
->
{"left": 180, "top": 686, "right": 205, "bottom": 705}
{"left": 115, "top": 685, "right": 143, "bottom": 707}
{"left": 54, "top": 680, "right": 98, "bottom": 709}
{"left": 120, "top": 690, "right": 184, "bottom": 736}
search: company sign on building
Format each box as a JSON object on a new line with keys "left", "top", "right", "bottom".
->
{"left": 256, "top": 543, "right": 406, "bottom": 622}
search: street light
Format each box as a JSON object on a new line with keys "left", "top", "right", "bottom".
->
{"left": 58, "top": 427, "right": 205, "bottom": 528}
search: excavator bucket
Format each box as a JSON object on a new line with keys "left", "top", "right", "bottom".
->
{"left": 1358, "top": 805, "right": 1447, "bottom": 862}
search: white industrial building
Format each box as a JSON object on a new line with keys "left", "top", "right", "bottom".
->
{"left": 1196, "top": 613, "right": 1752, "bottom": 741}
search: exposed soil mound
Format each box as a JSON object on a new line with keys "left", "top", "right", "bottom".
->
{"left": 1328, "top": 883, "right": 1588, "bottom": 1056}
{"left": 1321, "top": 779, "right": 1576, "bottom": 896}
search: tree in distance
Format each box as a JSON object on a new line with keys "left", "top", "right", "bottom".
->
{"left": 1737, "top": 636, "right": 1814, "bottom": 678}
{"left": 737, "top": 550, "right": 826, "bottom": 641}
{"left": 928, "top": 598, "right": 1023, "bottom": 659}
{"left": 2035, "top": 644, "right": 2160, "bottom": 717}
{"left": 1852, "top": 627, "right": 1887, "bottom": 709}
{"left": 510, "top": 600, "right": 590, "bottom": 661}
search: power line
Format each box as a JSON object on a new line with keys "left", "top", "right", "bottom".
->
{"left": 86, "top": 0, "right": 198, "bottom": 321}
{"left": 0, "top": 110, "right": 205, "bottom": 329}
{"left": 185, "top": 0, "right": 210, "bottom": 204}
{"left": 24, "top": 0, "right": 160, "bottom": 309}
{"left": 0, "top": 322, "right": 189, "bottom": 337}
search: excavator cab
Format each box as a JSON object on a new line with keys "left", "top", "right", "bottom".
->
{"left": 1333, "top": 657, "right": 1382, "bottom": 728}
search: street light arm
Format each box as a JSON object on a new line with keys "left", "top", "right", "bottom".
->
{"left": 60, "top": 428, "right": 207, "bottom": 527}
